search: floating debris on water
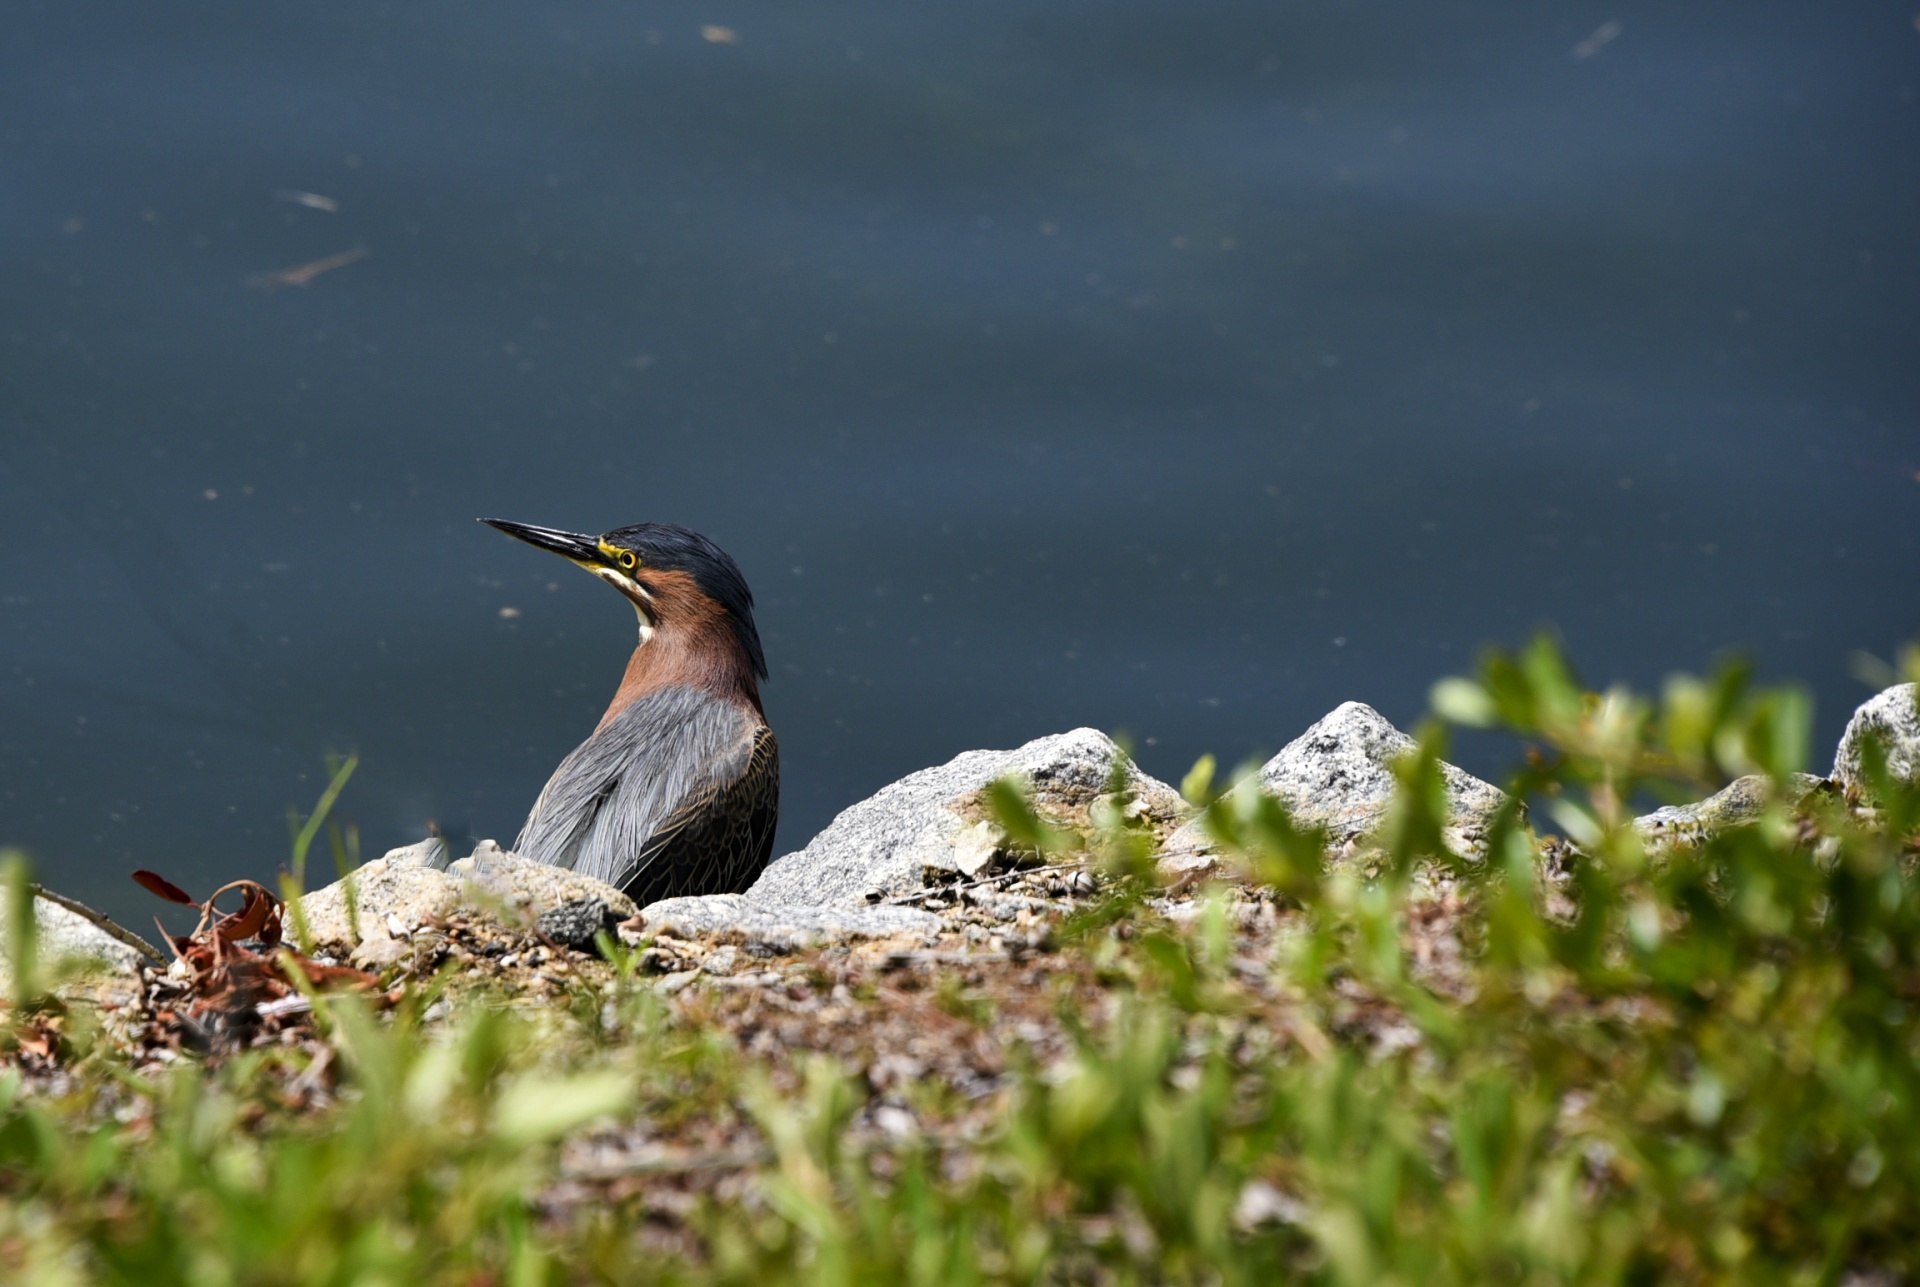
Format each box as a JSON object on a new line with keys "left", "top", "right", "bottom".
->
{"left": 247, "top": 244, "right": 368, "bottom": 290}
{"left": 275, "top": 189, "right": 340, "bottom": 212}
{"left": 1572, "top": 19, "right": 1622, "bottom": 60}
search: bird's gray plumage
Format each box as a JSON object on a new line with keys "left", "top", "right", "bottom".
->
{"left": 515, "top": 684, "right": 779, "bottom": 904}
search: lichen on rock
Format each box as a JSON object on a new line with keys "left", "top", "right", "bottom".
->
{"left": 1631, "top": 773, "right": 1826, "bottom": 853}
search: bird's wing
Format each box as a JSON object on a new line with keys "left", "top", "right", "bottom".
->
{"left": 515, "top": 743, "right": 619, "bottom": 873}
{"left": 611, "top": 725, "right": 779, "bottom": 906}
{"left": 517, "top": 685, "right": 748, "bottom": 882}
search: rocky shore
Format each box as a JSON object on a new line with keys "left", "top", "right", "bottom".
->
{"left": 8, "top": 683, "right": 1916, "bottom": 998}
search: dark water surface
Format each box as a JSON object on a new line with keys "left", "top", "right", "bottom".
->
{"left": 4, "top": 1, "right": 1916, "bottom": 923}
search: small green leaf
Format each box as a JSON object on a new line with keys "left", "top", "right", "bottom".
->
{"left": 1430, "top": 677, "right": 1496, "bottom": 727}
{"left": 2, "top": 851, "right": 37, "bottom": 1007}
{"left": 493, "top": 1069, "right": 631, "bottom": 1146}
{"left": 1547, "top": 799, "right": 1603, "bottom": 849}
{"left": 1180, "top": 754, "right": 1217, "bottom": 807}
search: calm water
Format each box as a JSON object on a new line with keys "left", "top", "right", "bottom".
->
{"left": 4, "top": 0, "right": 1916, "bottom": 924}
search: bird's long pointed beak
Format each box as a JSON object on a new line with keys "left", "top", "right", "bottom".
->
{"left": 479, "top": 518, "right": 604, "bottom": 565}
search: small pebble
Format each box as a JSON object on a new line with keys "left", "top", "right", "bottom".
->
{"left": 873, "top": 1105, "right": 919, "bottom": 1139}
{"left": 657, "top": 969, "right": 700, "bottom": 996}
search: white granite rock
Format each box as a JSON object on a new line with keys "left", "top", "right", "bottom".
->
{"left": 296, "top": 842, "right": 636, "bottom": 951}
{"left": 1832, "top": 683, "right": 1920, "bottom": 801}
{"left": 745, "top": 727, "right": 1188, "bottom": 908}
{"left": 1167, "top": 702, "right": 1509, "bottom": 858}
{"left": 0, "top": 895, "right": 148, "bottom": 989}
{"left": 295, "top": 857, "right": 463, "bottom": 948}
{"left": 450, "top": 842, "right": 638, "bottom": 922}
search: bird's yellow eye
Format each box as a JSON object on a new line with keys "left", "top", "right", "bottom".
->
{"left": 618, "top": 550, "right": 638, "bottom": 571}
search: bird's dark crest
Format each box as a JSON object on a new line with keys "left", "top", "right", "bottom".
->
{"left": 602, "top": 523, "right": 767, "bottom": 680}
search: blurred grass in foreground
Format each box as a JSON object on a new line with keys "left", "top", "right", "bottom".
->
{"left": 2, "top": 638, "right": 1918, "bottom": 1285}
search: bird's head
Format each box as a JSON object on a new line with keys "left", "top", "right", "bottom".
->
{"left": 481, "top": 518, "right": 767, "bottom": 680}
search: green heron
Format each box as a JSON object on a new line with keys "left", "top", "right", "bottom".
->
{"left": 480, "top": 518, "right": 778, "bottom": 906}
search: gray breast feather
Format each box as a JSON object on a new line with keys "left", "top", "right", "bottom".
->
{"left": 516, "top": 685, "right": 755, "bottom": 888}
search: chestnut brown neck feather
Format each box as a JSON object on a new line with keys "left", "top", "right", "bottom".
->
{"left": 595, "top": 568, "right": 764, "bottom": 729}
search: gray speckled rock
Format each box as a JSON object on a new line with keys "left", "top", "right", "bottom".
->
{"left": 1833, "top": 683, "right": 1920, "bottom": 801}
{"left": 635, "top": 893, "right": 943, "bottom": 952}
{"left": 537, "top": 898, "right": 623, "bottom": 951}
{"left": 1168, "top": 702, "right": 1509, "bottom": 858}
{"left": 297, "top": 842, "right": 637, "bottom": 950}
{"left": 0, "top": 895, "right": 146, "bottom": 991}
{"left": 1633, "top": 773, "right": 1825, "bottom": 851}
{"left": 747, "top": 728, "right": 1189, "bottom": 908}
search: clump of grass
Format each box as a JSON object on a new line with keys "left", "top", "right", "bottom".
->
{"left": 279, "top": 752, "right": 358, "bottom": 953}
{"left": 2, "top": 852, "right": 39, "bottom": 1011}
{"left": 1, "top": 640, "right": 1917, "bottom": 1284}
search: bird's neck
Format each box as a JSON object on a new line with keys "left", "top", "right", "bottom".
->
{"left": 596, "top": 615, "right": 764, "bottom": 731}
